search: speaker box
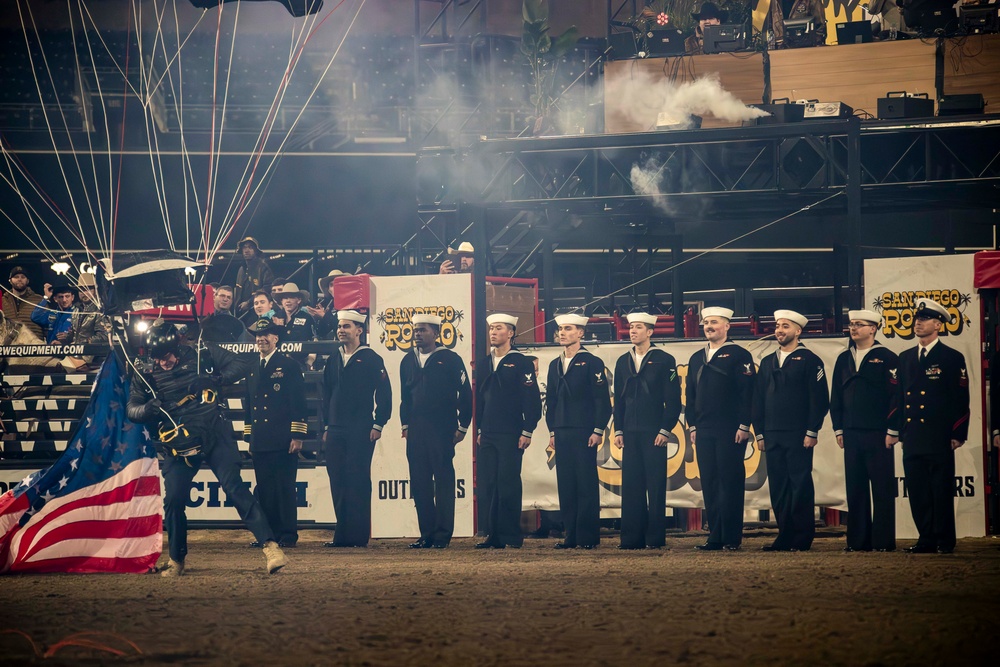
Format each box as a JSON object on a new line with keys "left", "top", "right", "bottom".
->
{"left": 779, "top": 137, "right": 827, "bottom": 189}
{"left": 878, "top": 92, "right": 935, "bottom": 119}
{"left": 608, "top": 31, "right": 639, "bottom": 60}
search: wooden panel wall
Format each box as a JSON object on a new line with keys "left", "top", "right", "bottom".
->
{"left": 769, "top": 40, "right": 937, "bottom": 118}
{"left": 943, "top": 33, "right": 1000, "bottom": 112}
{"left": 604, "top": 53, "right": 766, "bottom": 133}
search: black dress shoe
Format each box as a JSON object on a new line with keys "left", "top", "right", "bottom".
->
{"left": 579, "top": 544, "right": 597, "bottom": 550}
{"left": 248, "top": 541, "right": 263, "bottom": 548}
{"left": 553, "top": 542, "right": 576, "bottom": 550}
{"left": 875, "top": 548, "right": 896, "bottom": 552}
{"left": 694, "top": 542, "right": 723, "bottom": 551}
{"left": 937, "top": 547, "right": 954, "bottom": 554}
{"left": 722, "top": 544, "right": 741, "bottom": 552}
{"left": 431, "top": 542, "right": 449, "bottom": 549}
{"left": 409, "top": 538, "right": 431, "bottom": 549}
{"left": 278, "top": 542, "right": 297, "bottom": 548}
{"left": 475, "top": 541, "right": 503, "bottom": 549}
{"left": 617, "top": 544, "right": 643, "bottom": 550}
{"left": 904, "top": 544, "right": 936, "bottom": 554}
{"left": 324, "top": 541, "right": 342, "bottom": 548}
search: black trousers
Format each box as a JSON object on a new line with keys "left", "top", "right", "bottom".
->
{"left": 478, "top": 432, "right": 525, "bottom": 546}
{"left": 695, "top": 428, "right": 747, "bottom": 547}
{"left": 553, "top": 427, "right": 600, "bottom": 547}
{"left": 162, "top": 422, "right": 273, "bottom": 562}
{"left": 903, "top": 449, "right": 956, "bottom": 551}
{"left": 326, "top": 427, "right": 377, "bottom": 546}
{"left": 252, "top": 449, "right": 299, "bottom": 546}
{"left": 620, "top": 430, "right": 668, "bottom": 548}
{"left": 764, "top": 430, "right": 815, "bottom": 550}
{"left": 406, "top": 424, "right": 457, "bottom": 545}
{"left": 843, "top": 429, "right": 896, "bottom": 551}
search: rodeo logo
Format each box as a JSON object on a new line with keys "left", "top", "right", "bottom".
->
{"left": 540, "top": 364, "right": 768, "bottom": 495}
{"left": 376, "top": 305, "right": 465, "bottom": 352}
{"left": 873, "top": 289, "right": 972, "bottom": 340}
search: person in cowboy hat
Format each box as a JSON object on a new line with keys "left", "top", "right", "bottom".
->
{"left": 830, "top": 309, "right": 901, "bottom": 553}
{"left": 66, "top": 273, "right": 112, "bottom": 369}
{"left": 897, "top": 298, "right": 969, "bottom": 554}
{"left": 244, "top": 317, "right": 307, "bottom": 549}
{"left": 685, "top": 2, "right": 728, "bottom": 55}
{"left": 308, "top": 269, "right": 346, "bottom": 339}
{"left": 31, "top": 283, "right": 77, "bottom": 344}
{"left": 752, "top": 310, "right": 829, "bottom": 552}
{"left": 234, "top": 236, "right": 274, "bottom": 317}
{"left": 2, "top": 266, "right": 44, "bottom": 339}
{"left": 273, "top": 282, "right": 315, "bottom": 343}
{"left": 439, "top": 242, "right": 475, "bottom": 275}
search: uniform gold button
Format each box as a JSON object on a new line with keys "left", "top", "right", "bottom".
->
{"left": 920, "top": 405, "right": 924, "bottom": 409}
{"left": 921, "top": 391, "right": 925, "bottom": 395}
{"left": 907, "top": 392, "right": 912, "bottom": 396}
{"left": 907, "top": 418, "right": 912, "bottom": 422}
{"left": 906, "top": 405, "right": 910, "bottom": 409}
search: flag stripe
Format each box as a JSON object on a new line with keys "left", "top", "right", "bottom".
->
{"left": 17, "top": 510, "right": 162, "bottom": 563}
{"left": 22, "top": 531, "right": 163, "bottom": 568}
{"left": 9, "top": 551, "right": 160, "bottom": 575}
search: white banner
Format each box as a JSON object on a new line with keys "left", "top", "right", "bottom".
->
{"left": 519, "top": 337, "right": 851, "bottom": 512}
{"left": 367, "top": 274, "right": 475, "bottom": 538}
{"left": 0, "top": 468, "right": 333, "bottom": 523}
{"left": 865, "top": 254, "right": 985, "bottom": 538}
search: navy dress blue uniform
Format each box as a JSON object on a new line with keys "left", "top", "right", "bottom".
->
{"left": 830, "top": 342, "right": 902, "bottom": 551}
{"left": 686, "top": 342, "right": 756, "bottom": 548}
{"left": 244, "top": 351, "right": 307, "bottom": 546}
{"left": 612, "top": 347, "right": 681, "bottom": 548}
{"left": 545, "top": 349, "right": 612, "bottom": 548}
{"left": 127, "top": 343, "right": 273, "bottom": 564}
{"left": 400, "top": 347, "right": 473, "bottom": 546}
{"left": 753, "top": 344, "right": 830, "bottom": 550}
{"left": 898, "top": 340, "right": 970, "bottom": 552}
{"left": 476, "top": 350, "right": 541, "bottom": 547}
{"left": 322, "top": 345, "right": 392, "bottom": 546}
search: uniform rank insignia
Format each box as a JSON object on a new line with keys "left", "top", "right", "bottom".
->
{"left": 595, "top": 373, "right": 605, "bottom": 384}
{"left": 959, "top": 368, "right": 968, "bottom": 387}
{"left": 524, "top": 373, "right": 534, "bottom": 385}
{"left": 816, "top": 368, "right": 825, "bottom": 381}
{"left": 889, "top": 368, "right": 898, "bottom": 382}
{"left": 743, "top": 363, "right": 753, "bottom": 375}
{"left": 460, "top": 370, "right": 467, "bottom": 385}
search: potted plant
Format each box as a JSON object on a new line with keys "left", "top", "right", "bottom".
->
{"left": 520, "top": 0, "right": 579, "bottom": 135}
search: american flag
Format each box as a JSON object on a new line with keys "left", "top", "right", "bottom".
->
{"left": 0, "top": 352, "right": 162, "bottom": 574}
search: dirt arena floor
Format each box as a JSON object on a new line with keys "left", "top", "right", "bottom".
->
{"left": 2, "top": 528, "right": 999, "bottom": 666}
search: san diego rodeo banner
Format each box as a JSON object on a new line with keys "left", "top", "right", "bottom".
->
{"left": 864, "top": 254, "right": 985, "bottom": 539}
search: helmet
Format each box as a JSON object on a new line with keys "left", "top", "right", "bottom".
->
{"left": 146, "top": 322, "right": 180, "bottom": 360}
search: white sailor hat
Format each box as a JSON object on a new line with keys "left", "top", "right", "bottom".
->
{"left": 914, "top": 298, "right": 951, "bottom": 323}
{"left": 554, "top": 313, "right": 589, "bottom": 327}
{"left": 337, "top": 310, "right": 366, "bottom": 324}
{"left": 486, "top": 313, "right": 518, "bottom": 327}
{"left": 774, "top": 309, "right": 808, "bottom": 328}
{"left": 848, "top": 309, "right": 881, "bottom": 325}
{"left": 411, "top": 313, "right": 443, "bottom": 327}
{"left": 701, "top": 306, "right": 734, "bottom": 321}
{"left": 626, "top": 312, "right": 657, "bottom": 326}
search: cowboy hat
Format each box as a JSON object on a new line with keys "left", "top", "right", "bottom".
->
{"left": 318, "top": 269, "right": 346, "bottom": 292}
{"left": 448, "top": 241, "right": 475, "bottom": 256}
{"left": 692, "top": 2, "right": 728, "bottom": 22}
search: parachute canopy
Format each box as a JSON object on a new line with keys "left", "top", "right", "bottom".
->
{"left": 189, "top": 0, "right": 324, "bottom": 18}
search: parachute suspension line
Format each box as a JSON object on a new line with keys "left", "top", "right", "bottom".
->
{"left": 211, "top": 4, "right": 321, "bottom": 248}
{"left": 75, "top": 0, "right": 117, "bottom": 258}
{"left": 212, "top": 0, "right": 361, "bottom": 258}
{"left": 201, "top": 4, "right": 228, "bottom": 264}
{"left": 78, "top": 1, "right": 144, "bottom": 101}
{"left": 215, "top": 0, "right": 365, "bottom": 255}
{"left": 110, "top": 0, "right": 137, "bottom": 267}
{"left": 18, "top": 0, "right": 100, "bottom": 261}
{"left": 135, "top": 0, "right": 178, "bottom": 253}
{"left": 203, "top": 2, "right": 244, "bottom": 264}
{"left": 67, "top": 0, "right": 111, "bottom": 260}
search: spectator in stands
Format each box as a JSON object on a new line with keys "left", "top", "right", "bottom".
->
{"left": 199, "top": 285, "right": 246, "bottom": 343}
{"left": 439, "top": 242, "right": 475, "bottom": 274}
{"left": 685, "top": 3, "right": 726, "bottom": 55}
{"left": 274, "top": 282, "right": 315, "bottom": 342}
{"left": 269, "top": 278, "right": 287, "bottom": 323}
{"left": 241, "top": 289, "right": 276, "bottom": 327}
{"left": 2, "top": 266, "right": 44, "bottom": 339}
{"left": 31, "top": 283, "right": 77, "bottom": 344}
{"left": 67, "top": 273, "right": 111, "bottom": 370}
{"left": 234, "top": 237, "right": 274, "bottom": 317}
{"left": 308, "top": 270, "right": 345, "bottom": 338}
{"left": 769, "top": 0, "right": 827, "bottom": 49}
